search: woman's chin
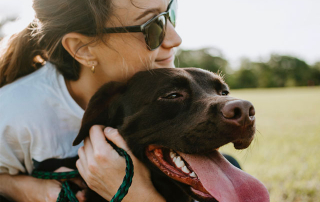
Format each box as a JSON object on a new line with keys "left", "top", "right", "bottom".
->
{"left": 154, "top": 61, "right": 176, "bottom": 69}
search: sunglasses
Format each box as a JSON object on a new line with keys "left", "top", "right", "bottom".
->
{"left": 102, "top": 0, "right": 177, "bottom": 51}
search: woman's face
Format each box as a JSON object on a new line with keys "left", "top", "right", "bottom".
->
{"left": 91, "top": 0, "right": 182, "bottom": 83}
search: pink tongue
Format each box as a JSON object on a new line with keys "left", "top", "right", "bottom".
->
{"left": 178, "top": 151, "right": 270, "bottom": 202}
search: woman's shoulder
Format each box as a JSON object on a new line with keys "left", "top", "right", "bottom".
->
{"left": 0, "top": 62, "right": 59, "bottom": 95}
{"left": 0, "top": 61, "right": 83, "bottom": 128}
{"left": 0, "top": 63, "right": 67, "bottom": 119}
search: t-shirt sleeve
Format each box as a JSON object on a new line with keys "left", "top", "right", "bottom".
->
{"left": 0, "top": 124, "right": 28, "bottom": 175}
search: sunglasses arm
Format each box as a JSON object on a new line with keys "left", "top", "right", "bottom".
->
{"left": 102, "top": 25, "right": 142, "bottom": 33}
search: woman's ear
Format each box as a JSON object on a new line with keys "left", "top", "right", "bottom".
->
{"left": 62, "top": 33, "right": 96, "bottom": 66}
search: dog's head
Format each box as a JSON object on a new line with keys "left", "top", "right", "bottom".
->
{"left": 73, "top": 68, "right": 269, "bottom": 202}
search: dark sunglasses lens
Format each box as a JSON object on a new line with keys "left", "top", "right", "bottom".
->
{"left": 168, "top": 0, "right": 177, "bottom": 27}
{"left": 145, "top": 15, "right": 166, "bottom": 50}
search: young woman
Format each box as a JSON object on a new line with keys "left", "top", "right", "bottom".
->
{"left": 0, "top": 0, "right": 181, "bottom": 201}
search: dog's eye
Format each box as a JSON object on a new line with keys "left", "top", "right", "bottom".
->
{"left": 163, "top": 93, "right": 183, "bottom": 99}
{"left": 222, "top": 91, "right": 229, "bottom": 96}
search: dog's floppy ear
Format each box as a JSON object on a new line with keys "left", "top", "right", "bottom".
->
{"left": 73, "top": 81, "right": 126, "bottom": 146}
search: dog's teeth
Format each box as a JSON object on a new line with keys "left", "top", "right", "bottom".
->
{"left": 175, "top": 156, "right": 185, "bottom": 168}
{"left": 182, "top": 166, "right": 190, "bottom": 174}
{"left": 170, "top": 151, "right": 176, "bottom": 159}
{"left": 190, "top": 172, "right": 197, "bottom": 178}
{"left": 172, "top": 156, "right": 177, "bottom": 162}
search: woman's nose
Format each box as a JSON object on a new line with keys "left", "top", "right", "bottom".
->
{"left": 161, "top": 21, "right": 182, "bottom": 49}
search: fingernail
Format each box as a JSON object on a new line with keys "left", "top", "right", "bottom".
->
{"left": 104, "top": 127, "right": 115, "bottom": 134}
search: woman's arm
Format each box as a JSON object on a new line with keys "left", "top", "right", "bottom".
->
{"left": 0, "top": 174, "right": 61, "bottom": 202}
{"left": 0, "top": 173, "right": 86, "bottom": 202}
{"left": 77, "top": 126, "right": 165, "bottom": 202}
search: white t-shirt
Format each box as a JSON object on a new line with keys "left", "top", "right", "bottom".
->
{"left": 0, "top": 62, "right": 84, "bottom": 175}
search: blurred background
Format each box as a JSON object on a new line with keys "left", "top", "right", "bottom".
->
{"left": 1, "top": 0, "right": 319, "bottom": 201}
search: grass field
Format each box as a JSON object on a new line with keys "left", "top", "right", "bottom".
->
{"left": 219, "top": 86, "right": 320, "bottom": 202}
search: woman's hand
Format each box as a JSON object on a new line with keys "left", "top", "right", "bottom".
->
{"left": 76, "top": 125, "right": 165, "bottom": 202}
{"left": 40, "top": 178, "right": 63, "bottom": 202}
{"left": 35, "top": 167, "right": 87, "bottom": 202}
{"left": 53, "top": 167, "right": 87, "bottom": 202}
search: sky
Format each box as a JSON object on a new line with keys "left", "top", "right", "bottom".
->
{"left": 0, "top": 0, "right": 319, "bottom": 69}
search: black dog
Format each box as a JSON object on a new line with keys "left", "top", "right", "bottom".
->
{"left": 73, "top": 68, "right": 270, "bottom": 202}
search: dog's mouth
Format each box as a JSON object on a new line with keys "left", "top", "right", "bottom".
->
{"left": 146, "top": 145, "right": 270, "bottom": 202}
{"left": 146, "top": 146, "right": 209, "bottom": 196}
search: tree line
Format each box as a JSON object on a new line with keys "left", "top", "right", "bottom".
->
{"left": 174, "top": 48, "right": 320, "bottom": 89}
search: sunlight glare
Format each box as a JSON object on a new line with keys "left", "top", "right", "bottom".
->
{"left": 2, "top": 0, "right": 35, "bottom": 36}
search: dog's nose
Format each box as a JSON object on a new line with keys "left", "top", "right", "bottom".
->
{"left": 221, "top": 100, "right": 255, "bottom": 126}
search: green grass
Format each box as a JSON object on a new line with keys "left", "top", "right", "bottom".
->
{"left": 219, "top": 86, "right": 320, "bottom": 202}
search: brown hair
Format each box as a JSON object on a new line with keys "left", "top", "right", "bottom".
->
{"left": 0, "top": 0, "right": 112, "bottom": 87}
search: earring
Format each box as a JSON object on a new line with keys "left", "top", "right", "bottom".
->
{"left": 88, "top": 61, "right": 97, "bottom": 73}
